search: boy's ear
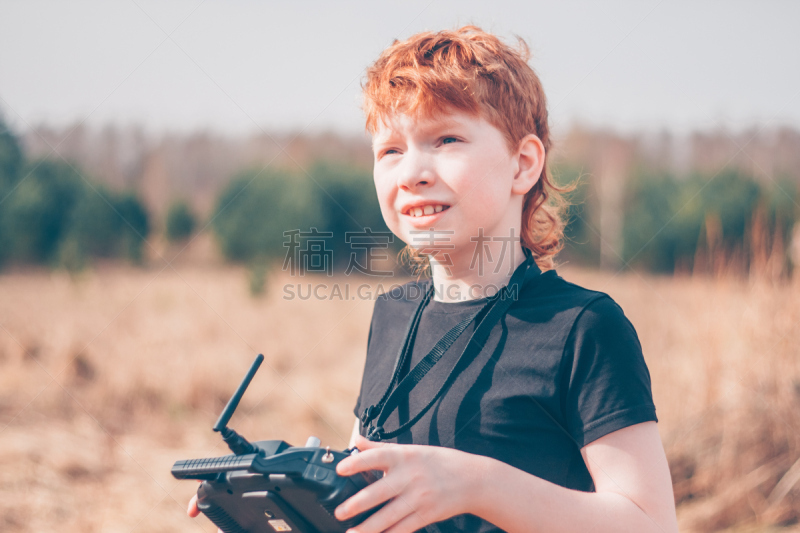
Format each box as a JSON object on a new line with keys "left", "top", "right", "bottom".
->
{"left": 511, "top": 134, "right": 545, "bottom": 196}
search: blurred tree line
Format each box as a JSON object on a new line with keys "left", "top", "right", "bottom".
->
{"left": 0, "top": 118, "right": 149, "bottom": 269}
{"left": 2, "top": 114, "right": 798, "bottom": 277}
{"left": 212, "top": 161, "right": 797, "bottom": 278}
{"left": 212, "top": 162, "right": 396, "bottom": 275}
{"left": 557, "top": 164, "right": 798, "bottom": 276}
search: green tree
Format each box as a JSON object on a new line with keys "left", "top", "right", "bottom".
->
{"left": 622, "top": 170, "right": 767, "bottom": 272}
{"left": 212, "top": 167, "right": 319, "bottom": 263}
{"left": 306, "top": 161, "right": 394, "bottom": 270}
{"left": 58, "top": 183, "right": 123, "bottom": 267}
{"left": 212, "top": 162, "right": 397, "bottom": 273}
{"left": 552, "top": 165, "right": 598, "bottom": 267}
{"left": 0, "top": 155, "right": 150, "bottom": 269}
{"left": 1, "top": 159, "right": 84, "bottom": 264}
{"left": 0, "top": 117, "right": 25, "bottom": 266}
{"left": 165, "top": 200, "right": 196, "bottom": 243}
{"left": 0, "top": 116, "right": 23, "bottom": 190}
{"left": 113, "top": 193, "right": 150, "bottom": 263}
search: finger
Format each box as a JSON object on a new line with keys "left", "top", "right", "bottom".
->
{"left": 338, "top": 446, "right": 400, "bottom": 476}
{"left": 344, "top": 495, "right": 415, "bottom": 533}
{"left": 335, "top": 474, "right": 404, "bottom": 521}
{"left": 353, "top": 434, "right": 386, "bottom": 451}
{"left": 187, "top": 494, "right": 200, "bottom": 517}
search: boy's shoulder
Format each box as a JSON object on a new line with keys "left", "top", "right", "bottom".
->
{"left": 518, "top": 269, "right": 614, "bottom": 312}
{"left": 526, "top": 270, "right": 638, "bottom": 338}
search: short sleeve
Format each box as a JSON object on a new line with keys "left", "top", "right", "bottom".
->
{"left": 563, "top": 296, "right": 657, "bottom": 448}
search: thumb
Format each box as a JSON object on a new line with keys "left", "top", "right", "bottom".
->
{"left": 337, "top": 434, "right": 391, "bottom": 476}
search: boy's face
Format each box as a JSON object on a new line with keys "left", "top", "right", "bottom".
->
{"left": 372, "top": 110, "right": 528, "bottom": 263}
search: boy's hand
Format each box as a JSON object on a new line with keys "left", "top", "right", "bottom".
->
{"left": 334, "top": 434, "right": 481, "bottom": 533}
{"left": 187, "top": 491, "right": 223, "bottom": 533}
{"left": 186, "top": 493, "right": 200, "bottom": 517}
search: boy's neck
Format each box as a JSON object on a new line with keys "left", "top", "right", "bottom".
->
{"left": 428, "top": 242, "right": 527, "bottom": 303}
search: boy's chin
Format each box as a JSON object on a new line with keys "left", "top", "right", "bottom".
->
{"left": 413, "top": 248, "right": 438, "bottom": 256}
{"left": 406, "top": 245, "right": 456, "bottom": 258}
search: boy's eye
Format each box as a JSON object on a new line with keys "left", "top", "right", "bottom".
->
{"left": 441, "top": 137, "right": 459, "bottom": 145}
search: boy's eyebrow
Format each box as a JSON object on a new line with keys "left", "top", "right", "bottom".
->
{"left": 371, "top": 116, "right": 467, "bottom": 150}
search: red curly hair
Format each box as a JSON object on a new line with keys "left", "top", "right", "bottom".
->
{"left": 362, "top": 26, "right": 571, "bottom": 272}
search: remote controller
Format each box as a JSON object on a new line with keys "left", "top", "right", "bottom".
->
{"left": 171, "top": 354, "right": 383, "bottom": 533}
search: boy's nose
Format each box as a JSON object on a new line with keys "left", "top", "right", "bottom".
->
{"left": 396, "top": 150, "right": 436, "bottom": 191}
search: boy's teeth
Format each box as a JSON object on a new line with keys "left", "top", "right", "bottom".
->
{"left": 408, "top": 204, "right": 447, "bottom": 217}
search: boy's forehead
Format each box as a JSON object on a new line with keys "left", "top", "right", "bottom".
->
{"left": 372, "top": 110, "right": 477, "bottom": 142}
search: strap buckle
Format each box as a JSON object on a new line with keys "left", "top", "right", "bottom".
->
{"left": 360, "top": 405, "right": 378, "bottom": 427}
{"left": 366, "top": 424, "right": 385, "bottom": 442}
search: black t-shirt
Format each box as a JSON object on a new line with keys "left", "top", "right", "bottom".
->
{"left": 353, "top": 269, "right": 658, "bottom": 533}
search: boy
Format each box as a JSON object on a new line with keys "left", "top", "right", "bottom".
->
{"left": 190, "top": 26, "right": 678, "bottom": 533}
{"left": 333, "top": 27, "right": 678, "bottom": 533}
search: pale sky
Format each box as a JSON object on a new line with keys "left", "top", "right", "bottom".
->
{"left": 1, "top": 0, "right": 798, "bottom": 137}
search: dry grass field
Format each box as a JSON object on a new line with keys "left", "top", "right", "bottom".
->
{"left": 1, "top": 261, "right": 799, "bottom": 532}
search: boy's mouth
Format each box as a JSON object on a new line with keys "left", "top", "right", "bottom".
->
{"left": 401, "top": 204, "right": 451, "bottom": 218}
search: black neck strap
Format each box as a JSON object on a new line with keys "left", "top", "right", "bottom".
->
{"left": 361, "top": 248, "right": 541, "bottom": 442}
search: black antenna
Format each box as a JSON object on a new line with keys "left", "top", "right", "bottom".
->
{"left": 214, "top": 353, "right": 264, "bottom": 455}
